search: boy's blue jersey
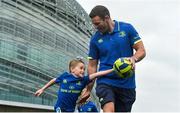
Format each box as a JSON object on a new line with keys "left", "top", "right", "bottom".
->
{"left": 78, "top": 101, "right": 98, "bottom": 112}
{"left": 88, "top": 20, "right": 141, "bottom": 88}
{"left": 54, "top": 72, "right": 90, "bottom": 112}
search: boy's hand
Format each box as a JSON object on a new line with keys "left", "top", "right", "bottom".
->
{"left": 34, "top": 88, "right": 44, "bottom": 96}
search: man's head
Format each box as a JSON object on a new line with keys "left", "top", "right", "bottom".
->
{"left": 89, "top": 5, "right": 111, "bottom": 34}
{"left": 69, "top": 58, "right": 85, "bottom": 78}
{"left": 89, "top": 5, "right": 110, "bottom": 19}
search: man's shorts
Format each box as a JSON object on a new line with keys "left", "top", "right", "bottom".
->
{"left": 96, "top": 84, "right": 136, "bottom": 112}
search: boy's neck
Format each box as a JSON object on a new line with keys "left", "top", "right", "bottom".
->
{"left": 71, "top": 73, "right": 79, "bottom": 78}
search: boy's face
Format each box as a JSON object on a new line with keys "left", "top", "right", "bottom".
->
{"left": 71, "top": 62, "right": 85, "bottom": 78}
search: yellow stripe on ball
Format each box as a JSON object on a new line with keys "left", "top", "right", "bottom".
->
{"left": 113, "top": 58, "right": 133, "bottom": 78}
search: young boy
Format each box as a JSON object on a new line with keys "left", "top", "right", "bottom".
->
{"left": 77, "top": 88, "right": 98, "bottom": 112}
{"left": 78, "top": 99, "right": 98, "bottom": 112}
{"left": 34, "top": 58, "right": 113, "bottom": 112}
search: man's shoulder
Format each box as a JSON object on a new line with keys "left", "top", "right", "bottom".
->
{"left": 118, "top": 21, "right": 132, "bottom": 28}
{"left": 91, "top": 31, "right": 101, "bottom": 41}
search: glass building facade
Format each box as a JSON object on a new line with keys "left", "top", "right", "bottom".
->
{"left": 0, "top": 0, "right": 97, "bottom": 111}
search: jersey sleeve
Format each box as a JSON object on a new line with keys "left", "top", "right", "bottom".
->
{"left": 90, "top": 101, "right": 98, "bottom": 112}
{"left": 93, "top": 105, "right": 98, "bottom": 112}
{"left": 128, "top": 24, "right": 142, "bottom": 46}
{"left": 88, "top": 36, "right": 99, "bottom": 60}
{"left": 77, "top": 106, "right": 81, "bottom": 112}
{"left": 82, "top": 75, "right": 92, "bottom": 87}
{"left": 55, "top": 72, "right": 66, "bottom": 83}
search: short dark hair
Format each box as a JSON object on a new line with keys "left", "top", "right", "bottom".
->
{"left": 89, "top": 5, "right": 110, "bottom": 19}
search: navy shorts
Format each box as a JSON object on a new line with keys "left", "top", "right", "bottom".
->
{"left": 96, "top": 84, "right": 136, "bottom": 112}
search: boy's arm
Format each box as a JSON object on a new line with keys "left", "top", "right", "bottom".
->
{"left": 34, "top": 78, "right": 56, "bottom": 96}
{"left": 78, "top": 69, "right": 113, "bottom": 104}
{"left": 89, "top": 69, "right": 113, "bottom": 80}
{"left": 78, "top": 59, "right": 97, "bottom": 104}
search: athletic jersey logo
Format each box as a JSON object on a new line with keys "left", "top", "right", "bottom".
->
{"left": 100, "top": 98, "right": 104, "bottom": 102}
{"left": 98, "top": 38, "right": 103, "bottom": 43}
{"left": 69, "top": 86, "right": 74, "bottom": 89}
{"left": 133, "top": 35, "right": 139, "bottom": 40}
{"left": 76, "top": 81, "right": 81, "bottom": 86}
{"left": 63, "top": 79, "right": 67, "bottom": 84}
{"left": 88, "top": 108, "right": 92, "bottom": 111}
{"left": 119, "top": 31, "right": 126, "bottom": 37}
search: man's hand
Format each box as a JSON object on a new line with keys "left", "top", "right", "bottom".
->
{"left": 126, "top": 56, "right": 137, "bottom": 70}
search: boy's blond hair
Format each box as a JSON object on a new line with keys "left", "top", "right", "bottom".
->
{"left": 69, "top": 59, "right": 85, "bottom": 73}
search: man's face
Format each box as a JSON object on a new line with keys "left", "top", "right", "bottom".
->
{"left": 91, "top": 16, "right": 109, "bottom": 34}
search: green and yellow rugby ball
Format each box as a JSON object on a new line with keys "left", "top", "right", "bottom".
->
{"left": 113, "top": 58, "right": 134, "bottom": 78}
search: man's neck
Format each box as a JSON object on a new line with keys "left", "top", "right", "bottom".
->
{"left": 108, "top": 19, "right": 115, "bottom": 33}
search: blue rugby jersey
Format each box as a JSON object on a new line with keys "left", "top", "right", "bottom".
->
{"left": 54, "top": 72, "right": 90, "bottom": 112}
{"left": 78, "top": 101, "right": 98, "bottom": 112}
{"left": 88, "top": 20, "right": 141, "bottom": 88}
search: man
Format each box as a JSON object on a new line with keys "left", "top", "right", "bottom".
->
{"left": 80, "top": 5, "right": 146, "bottom": 112}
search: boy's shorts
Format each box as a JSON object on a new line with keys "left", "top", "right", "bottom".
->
{"left": 55, "top": 107, "right": 74, "bottom": 113}
{"left": 96, "top": 84, "right": 136, "bottom": 112}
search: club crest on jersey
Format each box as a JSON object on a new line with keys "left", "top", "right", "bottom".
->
{"left": 119, "top": 31, "right": 126, "bottom": 37}
{"left": 69, "top": 86, "right": 74, "bottom": 89}
{"left": 63, "top": 79, "right": 67, "bottom": 84}
{"left": 76, "top": 81, "right": 81, "bottom": 86}
{"left": 133, "top": 35, "right": 139, "bottom": 40}
{"left": 100, "top": 98, "right": 104, "bottom": 102}
{"left": 98, "top": 38, "right": 103, "bottom": 43}
{"left": 88, "top": 108, "right": 92, "bottom": 111}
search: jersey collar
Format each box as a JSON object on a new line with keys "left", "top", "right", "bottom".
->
{"left": 111, "top": 20, "right": 120, "bottom": 34}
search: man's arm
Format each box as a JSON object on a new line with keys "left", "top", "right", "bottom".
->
{"left": 130, "top": 41, "right": 146, "bottom": 68}
{"left": 132, "top": 41, "right": 146, "bottom": 62}
{"left": 86, "top": 59, "right": 98, "bottom": 91}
